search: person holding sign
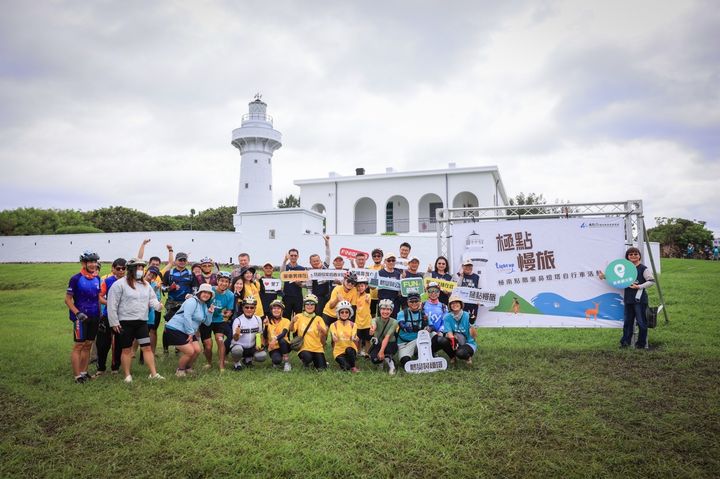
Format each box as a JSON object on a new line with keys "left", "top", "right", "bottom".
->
{"left": 427, "top": 256, "right": 453, "bottom": 305}
{"left": 443, "top": 296, "right": 478, "bottom": 365}
{"left": 290, "top": 294, "right": 328, "bottom": 370}
{"left": 599, "top": 247, "right": 655, "bottom": 349}
{"left": 456, "top": 260, "right": 480, "bottom": 324}
{"left": 378, "top": 253, "right": 402, "bottom": 317}
{"left": 264, "top": 300, "right": 292, "bottom": 372}
{"left": 330, "top": 301, "right": 360, "bottom": 372}
{"left": 368, "top": 248, "right": 385, "bottom": 317}
{"left": 369, "top": 299, "right": 399, "bottom": 375}
{"left": 322, "top": 272, "right": 358, "bottom": 327}
{"left": 240, "top": 267, "right": 264, "bottom": 318}
{"left": 399, "top": 256, "right": 424, "bottom": 310}
{"left": 259, "top": 262, "right": 279, "bottom": 317}
{"left": 309, "top": 235, "right": 332, "bottom": 314}
{"left": 281, "top": 249, "right": 306, "bottom": 319}
{"left": 396, "top": 293, "right": 428, "bottom": 368}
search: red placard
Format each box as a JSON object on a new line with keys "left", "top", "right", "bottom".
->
{"left": 338, "top": 247, "right": 368, "bottom": 259}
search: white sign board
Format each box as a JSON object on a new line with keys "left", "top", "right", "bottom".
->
{"left": 404, "top": 330, "right": 448, "bottom": 373}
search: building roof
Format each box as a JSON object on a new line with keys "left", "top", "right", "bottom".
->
{"left": 294, "top": 165, "right": 508, "bottom": 204}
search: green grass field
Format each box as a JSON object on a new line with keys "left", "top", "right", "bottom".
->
{"left": 0, "top": 259, "right": 718, "bottom": 478}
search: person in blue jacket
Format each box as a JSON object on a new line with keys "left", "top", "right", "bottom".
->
{"left": 443, "top": 296, "right": 478, "bottom": 365}
{"left": 163, "top": 283, "right": 215, "bottom": 377}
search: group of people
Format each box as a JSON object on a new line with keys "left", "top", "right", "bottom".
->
{"left": 65, "top": 239, "right": 480, "bottom": 383}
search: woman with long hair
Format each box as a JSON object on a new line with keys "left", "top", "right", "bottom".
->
{"left": 427, "top": 256, "right": 452, "bottom": 305}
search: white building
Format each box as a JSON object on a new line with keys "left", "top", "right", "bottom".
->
{"left": 295, "top": 165, "right": 508, "bottom": 235}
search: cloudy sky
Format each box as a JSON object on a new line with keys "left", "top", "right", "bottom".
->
{"left": 1, "top": 0, "right": 718, "bottom": 233}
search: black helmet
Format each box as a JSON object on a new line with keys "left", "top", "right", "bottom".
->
{"left": 80, "top": 250, "right": 99, "bottom": 262}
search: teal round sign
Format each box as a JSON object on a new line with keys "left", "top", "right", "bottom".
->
{"left": 604, "top": 259, "right": 637, "bottom": 289}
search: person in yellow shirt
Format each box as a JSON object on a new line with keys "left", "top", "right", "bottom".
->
{"left": 322, "top": 272, "right": 358, "bottom": 326}
{"left": 264, "top": 299, "right": 292, "bottom": 372}
{"left": 354, "top": 278, "right": 372, "bottom": 358}
{"left": 330, "top": 301, "right": 359, "bottom": 372}
{"left": 241, "top": 267, "right": 264, "bottom": 318}
{"left": 290, "top": 294, "right": 328, "bottom": 370}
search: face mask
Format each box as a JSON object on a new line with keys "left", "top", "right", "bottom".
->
{"left": 135, "top": 269, "right": 144, "bottom": 280}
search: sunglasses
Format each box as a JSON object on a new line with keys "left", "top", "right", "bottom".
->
{"left": 372, "top": 254, "right": 382, "bottom": 258}
{"left": 114, "top": 267, "right": 126, "bottom": 271}
{"left": 243, "top": 305, "right": 256, "bottom": 309}
{"left": 176, "top": 258, "right": 187, "bottom": 262}
{"left": 386, "top": 258, "right": 396, "bottom": 262}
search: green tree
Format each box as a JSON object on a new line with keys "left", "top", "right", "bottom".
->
{"left": 648, "top": 217, "right": 714, "bottom": 257}
{"left": 507, "top": 192, "right": 547, "bottom": 216}
{"left": 86, "top": 206, "right": 158, "bottom": 232}
{"left": 192, "top": 206, "right": 235, "bottom": 231}
{"left": 277, "top": 194, "right": 300, "bottom": 208}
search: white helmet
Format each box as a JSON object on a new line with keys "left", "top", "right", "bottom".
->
{"left": 335, "top": 300, "right": 354, "bottom": 317}
{"left": 378, "top": 299, "right": 394, "bottom": 310}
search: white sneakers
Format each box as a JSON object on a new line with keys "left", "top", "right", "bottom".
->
{"left": 175, "top": 369, "right": 186, "bottom": 377}
{"left": 386, "top": 358, "right": 396, "bottom": 376}
{"left": 283, "top": 362, "right": 292, "bottom": 372}
{"left": 124, "top": 375, "right": 133, "bottom": 383}
{"left": 148, "top": 373, "right": 165, "bottom": 380}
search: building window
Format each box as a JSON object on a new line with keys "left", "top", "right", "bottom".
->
{"left": 386, "top": 202, "right": 394, "bottom": 232}
{"left": 269, "top": 185, "right": 272, "bottom": 190}
{"left": 254, "top": 159, "right": 258, "bottom": 163}
{"left": 269, "top": 229, "right": 275, "bottom": 239}
{"left": 244, "top": 183, "right": 249, "bottom": 189}
{"left": 268, "top": 158, "right": 271, "bottom": 164}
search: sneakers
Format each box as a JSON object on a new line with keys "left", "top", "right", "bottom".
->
{"left": 124, "top": 375, "right": 133, "bottom": 383}
{"left": 148, "top": 373, "right": 165, "bottom": 380}
{"left": 203, "top": 364, "right": 212, "bottom": 370}
{"left": 283, "top": 362, "right": 292, "bottom": 372}
{"left": 91, "top": 371, "right": 105, "bottom": 378}
{"left": 358, "top": 351, "right": 368, "bottom": 358}
{"left": 184, "top": 368, "right": 195, "bottom": 375}
{"left": 351, "top": 367, "right": 360, "bottom": 373}
{"left": 387, "top": 359, "right": 396, "bottom": 376}
{"left": 75, "top": 375, "right": 87, "bottom": 384}
{"left": 232, "top": 363, "right": 243, "bottom": 371}
{"left": 175, "top": 369, "right": 186, "bottom": 377}
{"left": 80, "top": 372, "right": 91, "bottom": 381}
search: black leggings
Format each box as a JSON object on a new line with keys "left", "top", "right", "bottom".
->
{"left": 369, "top": 342, "right": 398, "bottom": 364}
{"left": 433, "top": 335, "right": 454, "bottom": 357}
{"left": 298, "top": 351, "right": 327, "bottom": 369}
{"left": 451, "top": 344, "right": 474, "bottom": 360}
{"left": 96, "top": 316, "right": 121, "bottom": 372}
{"left": 335, "top": 348, "right": 357, "bottom": 370}
{"left": 269, "top": 340, "right": 291, "bottom": 365}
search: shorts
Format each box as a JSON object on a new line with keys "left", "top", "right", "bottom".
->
{"left": 398, "top": 340, "right": 418, "bottom": 359}
{"left": 200, "top": 322, "right": 227, "bottom": 340}
{"left": 356, "top": 328, "right": 371, "bottom": 342}
{"left": 118, "top": 320, "right": 151, "bottom": 349}
{"left": 163, "top": 327, "right": 199, "bottom": 346}
{"left": 148, "top": 311, "right": 162, "bottom": 331}
{"left": 73, "top": 316, "right": 99, "bottom": 342}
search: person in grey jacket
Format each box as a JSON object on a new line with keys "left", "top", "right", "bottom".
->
{"left": 107, "top": 258, "right": 164, "bottom": 383}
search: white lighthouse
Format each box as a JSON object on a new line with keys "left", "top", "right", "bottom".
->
{"left": 231, "top": 94, "right": 282, "bottom": 229}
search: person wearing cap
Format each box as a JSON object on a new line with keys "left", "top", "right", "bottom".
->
{"left": 322, "top": 271, "right": 359, "bottom": 327}
{"left": 164, "top": 283, "right": 216, "bottom": 376}
{"left": 377, "top": 253, "right": 402, "bottom": 317}
{"left": 368, "top": 248, "right": 384, "bottom": 317}
{"left": 330, "top": 301, "right": 360, "bottom": 372}
{"left": 457, "top": 260, "right": 480, "bottom": 324}
{"left": 229, "top": 296, "right": 265, "bottom": 370}
{"left": 264, "top": 299, "right": 292, "bottom": 371}
{"left": 354, "top": 277, "right": 373, "bottom": 358}
{"left": 399, "top": 255, "right": 424, "bottom": 310}
{"left": 443, "top": 296, "right": 478, "bottom": 364}
{"left": 162, "top": 251, "right": 197, "bottom": 355}
{"left": 259, "top": 261, "right": 280, "bottom": 317}
{"left": 199, "top": 271, "right": 234, "bottom": 371}
{"left": 427, "top": 256, "right": 453, "bottom": 305}
{"left": 331, "top": 256, "right": 346, "bottom": 285}
{"left": 107, "top": 258, "right": 165, "bottom": 383}
{"left": 95, "top": 257, "right": 126, "bottom": 376}
{"left": 290, "top": 294, "right": 328, "bottom": 370}
{"left": 396, "top": 292, "right": 428, "bottom": 368}
{"left": 281, "top": 248, "right": 307, "bottom": 319}
{"left": 65, "top": 250, "right": 102, "bottom": 383}
{"left": 423, "top": 282, "right": 453, "bottom": 357}
{"left": 195, "top": 257, "right": 218, "bottom": 286}
{"left": 144, "top": 265, "right": 164, "bottom": 357}
{"left": 369, "top": 299, "right": 399, "bottom": 375}
{"left": 308, "top": 234, "right": 333, "bottom": 316}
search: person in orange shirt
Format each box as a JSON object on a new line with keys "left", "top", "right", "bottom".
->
{"left": 322, "top": 272, "right": 358, "bottom": 326}
{"left": 330, "top": 301, "right": 359, "bottom": 372}
{"left": 290, "top": 294, "right": 328, "bottom": 370}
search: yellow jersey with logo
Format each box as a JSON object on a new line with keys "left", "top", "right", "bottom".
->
{"left": 331, "top": 320, "right": 358, "bottom": 358}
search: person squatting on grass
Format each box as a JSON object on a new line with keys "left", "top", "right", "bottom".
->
{"left": 106, "top": 258, "right": 165, "bottom": 383}
{"left": 229, "top": 296, "right": 267, "bottom": 370}
{"left": 368, "top": 299, "right": 399, "bottom": 375}
{"left": 290, "top": 294, "right": 328, "bottom": 370}
{"left": 330, "top": 301, "right": 360, "bottom": 372}
{"left": 65, "top": 250, "right": 102, "bottom": 383}
{"left": 264, "top": 299, "right": 292, "bottom": 372}
{"left": 163, "top": 283, "right": 215, "bottom": 377}
{"left": 443, "top": 296, "right": 478, "bottom": 365}
{"left": 396, "top": 292, "right": 428, "bottom": 368}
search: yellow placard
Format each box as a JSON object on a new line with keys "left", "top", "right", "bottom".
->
{"left": 280, "top": 271, "right": 309, "bottom": 282}
{"left": 424, "top": 277, "right": 456, "bottom": 293}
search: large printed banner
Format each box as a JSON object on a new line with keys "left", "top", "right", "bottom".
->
{"left": 451, "top": 218, "right": 627, "bottom": 327}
